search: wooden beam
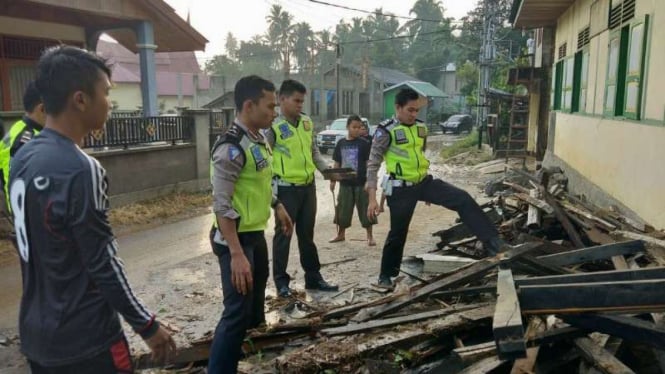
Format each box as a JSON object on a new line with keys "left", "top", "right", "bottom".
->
{"left": 528, "top": 325, "right": 587, "bottom": 347}
{"left": 574, "top": 337, "right": 635, "bottom": 374}
{"left": 352, "top": 243, "right": 543, "bottom": 322}
{"left": 516, "top": 254, "right": 573, "bottom": 276}
{"left": 537, "top": 240, "right": 645, "bottom": 266}
{"left": 320, "top": 303, "right": 485, "bottom": 336}
{"left": 516, "top": 267, "right": 665, "bottom": 287}
{"left": 494, "top": 269, "right": 526, "bottom": 360}
{"left": 527, "top": 189, "right": 542, "bottom": 228}
{"left": 457, "top": 356, "right": 506, "bottom": 374}
{"left": 430, "top": 284, "right": 497, "bottom": 299}
{"left": 561, "top": 200, "right": 618, "bottom": 231}
{"left": 614, "top": 230, "right": 665, "bottom": 249}
{"left": 453, "top": 342, "right": 497, "bottom": 364}
{"left": 515, "top": 192, "right": 554, "bottom": 214}
{"left": 520, "top": 279, "right": 665, "bottom": 315}
{"left": 562, "top": 314, "right": 665, "bottom": 351}
{"left": 511, "top": 317, "right": 546, "bottom": 374}
{"left": 545, "top": 194, "right": 585, "bottom": 248}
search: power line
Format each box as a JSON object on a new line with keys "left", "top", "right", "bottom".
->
{"left": 304, "top": 0, "right": 464, "bottom": 24}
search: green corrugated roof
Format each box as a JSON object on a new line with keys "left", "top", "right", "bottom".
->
{"left": 383, "top": 81, "right": 448, "bottom": 98}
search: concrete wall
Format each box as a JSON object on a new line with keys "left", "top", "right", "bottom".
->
{"left": 545, "top": 0, "right": 665, "bottom": 228}
{"left": 92, "top": 144, "right": 198, "bottom": 205}
{"left": 0, "top": 16, "right": 85, "bottom": 42}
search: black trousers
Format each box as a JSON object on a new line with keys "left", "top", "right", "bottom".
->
{"left": 272, "top": 184, "right": 322, "bottom": 289}
{"left": 29, "top": 336, "right": 133, "bottom": 374}
{"left": 380, "top": 175, "right": 498, "bottom": 278}
{"left": 208, "top": 229, "right": 269, "bottom": 374}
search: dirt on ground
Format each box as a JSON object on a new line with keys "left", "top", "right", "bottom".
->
{"left": 0, "top": 134, "right": 503, "bottom": 373}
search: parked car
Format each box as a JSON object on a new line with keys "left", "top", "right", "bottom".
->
{"left": 316, "top": 117, "right": 370, "bottom": 154}
{"left": 439, "top": 114, "right": 473, "bottom": 134}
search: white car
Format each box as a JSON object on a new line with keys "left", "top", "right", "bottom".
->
{"left": 316, "top": 117, "right": 371, "bottom": 154}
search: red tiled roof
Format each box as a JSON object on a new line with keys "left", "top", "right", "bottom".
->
{"left": 97, "top": 40, "right": 210, "bottom": 94}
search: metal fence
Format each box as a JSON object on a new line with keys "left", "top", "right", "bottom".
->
{"left": 83, "top": 116, "right": 194, "bottom": 150}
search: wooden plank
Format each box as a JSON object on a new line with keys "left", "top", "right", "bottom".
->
{"left": 453, "top": 342, "right": 497, "bottom": 363}
{"left": 352, "top": 243, "right": 544, "bottom": 322}
{"left": 545, "top": 194, "right": 585, "bottom": 248}
{"left": 416, "top": 254, "right": 477, "bottom": 274}
{"left": 515, "top": 267, "right": 665, "bottom": 287}
{"left": 276, "top": 306, "right": 493, "bottom": 373}
{"left": 320, "top": 303, "right": 485, "bottom": 336}
{"left": 527, "top": 189, "right": 542, "bottom": 228}
{"left": 574, "top": 337, "right": 635, "bottom": 374}
{"left": 322, "top": 293, "right": 402, "bottom": 321}
{"left": 520, "top": 279, "right": 665, "bottom": 315}
{"left": 562, "top": 314, "right": 665, "bottom": 350}
{"left": 516, "top": 255, "right": 573, "bottom": 276}
{"left": 503, "top": 181, "right": 531, "bottom": 194}
{"left": 537, "top": 240, "right": 645, "bottom": 266}
{"left": 614, "top": 230, "right": 665, "bottom": 248}
{"left": 494, "top": 268, "right": 526, "bottom": 360}
{"left": 430, "top": 284, "right": 497, "bottom": 299}
{"left": 457, "top": 356, "right": 506, "bottom": 374}
{"left": 511, "top": 317, "right": 546, "bottom": 374}
{"left": 528, "top": 325, "right": 586, "bottom": 347}
{"left": 561, "top": 200, "right": 618, "bottom": 231}
{"left": 515, "top": 192, "right": 554, "bottom": 214}
{"left": 432, "top": 209, "right": 501, "bottom": 241}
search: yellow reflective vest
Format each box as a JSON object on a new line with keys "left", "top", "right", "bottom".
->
{"left": 271, "top": 115, "right": 317, "bottom": 185}
{"left": 382, "top": 119, "right": 430, "bottom": 183}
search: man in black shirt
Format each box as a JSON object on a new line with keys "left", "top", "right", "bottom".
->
{"left": 10, "top": 45, "right": 175, "bottom": 373}
{"left": 329, "top": 115, "right": 376, "bottom": 246}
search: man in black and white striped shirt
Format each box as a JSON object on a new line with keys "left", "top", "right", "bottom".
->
{"left": 9, "top": 45, "right": 175, "bottom": 373}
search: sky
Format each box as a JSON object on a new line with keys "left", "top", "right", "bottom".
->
{"left": 161, "top": 0, "right": 479, "bottom": 63}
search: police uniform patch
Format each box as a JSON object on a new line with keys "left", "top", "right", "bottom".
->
{"left": 251, "top": 145, "right": 269, "bottom": 170}
{"left": 417, "top": 126, "right": 427, "bottom": 138}
{"left": 279, "top": 123, "right": 294, "bottom": 139}
{"left": 394, "top": 129, "right": 408, "bottom": 145}
{"left": 228, "top": 146, "right": 241, "bottom": 161}
{"left": 303, "top": 120, "right": 312, "bottom": 131}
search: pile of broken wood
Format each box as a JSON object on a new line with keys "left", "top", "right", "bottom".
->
{"left": 135, "top": 166, "right": 665, "bottom": 373}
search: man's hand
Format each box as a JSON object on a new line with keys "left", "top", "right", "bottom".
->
{"left": 230, "top": 252, "right": 253, "bottom": 295}
{"left": 144, "top": 325, "right": 177, "bottom": 364}
{"left": 367, "top": 198, "right": 380, "bottom": 221}
{"left": 275, "top": 203, "right": 294, "bottom": 237}
{"left": 329, "top": 180, "right": 336, "bottom": 192}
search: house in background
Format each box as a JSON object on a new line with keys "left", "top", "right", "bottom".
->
{"left": 97, "top": 40, "right": 214, "bottom": 114}
{"left": 438, "top": 63, "right": 467, "bottom": 114}
{"left": 511, "top": 0, "right": 665, "bottom": 229}
{"left": 383, "top": 81, "right": 448, "bottom": 124}
{"left": 0, "top": 0, "right": 207, "bottom": 132}
{"left": 316, "top": 65, "right": 422, "bottom": 123}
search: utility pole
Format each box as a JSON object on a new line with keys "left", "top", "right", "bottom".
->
{"left": 477, "top": 0, "right": 497, "bottom": 147}
{"left": 335, "top": 42, "right": 341, "bottom": 117}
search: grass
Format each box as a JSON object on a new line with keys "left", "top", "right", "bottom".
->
{"left": 439, "top": 130, "right": 493, "bottom": 166}
{"left": 108, "top": 191, "right": 211, "bottom": 228}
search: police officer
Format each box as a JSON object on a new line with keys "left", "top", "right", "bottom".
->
{"left": 0, "top": 81, "right": 45, "bottom": 210}
{"left": 208, "top": 75, "right": 293, "bottom": 373}
{"left": 366, "top": 88, "right": 506, "bottom": 289}
{"left": 265, "top": 79, "right": 338, "bottom": 297}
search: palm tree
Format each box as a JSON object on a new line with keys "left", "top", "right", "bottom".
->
{"left": 293, "top": 22, "right": 315, "bottom": 73}
{"left": 266, "top": 4, "right": 294, "bottom": 78}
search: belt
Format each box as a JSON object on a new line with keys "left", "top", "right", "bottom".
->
{"left": 274, "top": 179, "right": 311, "bottom": 187}
{"left": 388, "top": 179, "right": 416, "bottom": 187}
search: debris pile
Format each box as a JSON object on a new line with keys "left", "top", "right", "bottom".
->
{"left": 134, "top": 164, "right": 665, "bottom": 374}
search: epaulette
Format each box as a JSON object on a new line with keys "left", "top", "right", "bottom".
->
{"left": 415, "top": 118, "right": 424, "bottom": 123}
{"left": 377, "top": 118, "right": 398, "bottom": 129}
{"left": 211, "top": 123, "right": 245, "bottom": 155}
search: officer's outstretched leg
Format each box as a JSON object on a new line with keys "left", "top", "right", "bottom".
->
{"left": 272, "top": 186, "right": 301, "bottom": 296}
{"left": 379, "top": 186, "right": 419, "bottom": 286}
{"left": 208, "top": 230, "right": 256, "bottom": 374}
{"left": 420, "top": 176, "right": 501, "bottom": 251}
